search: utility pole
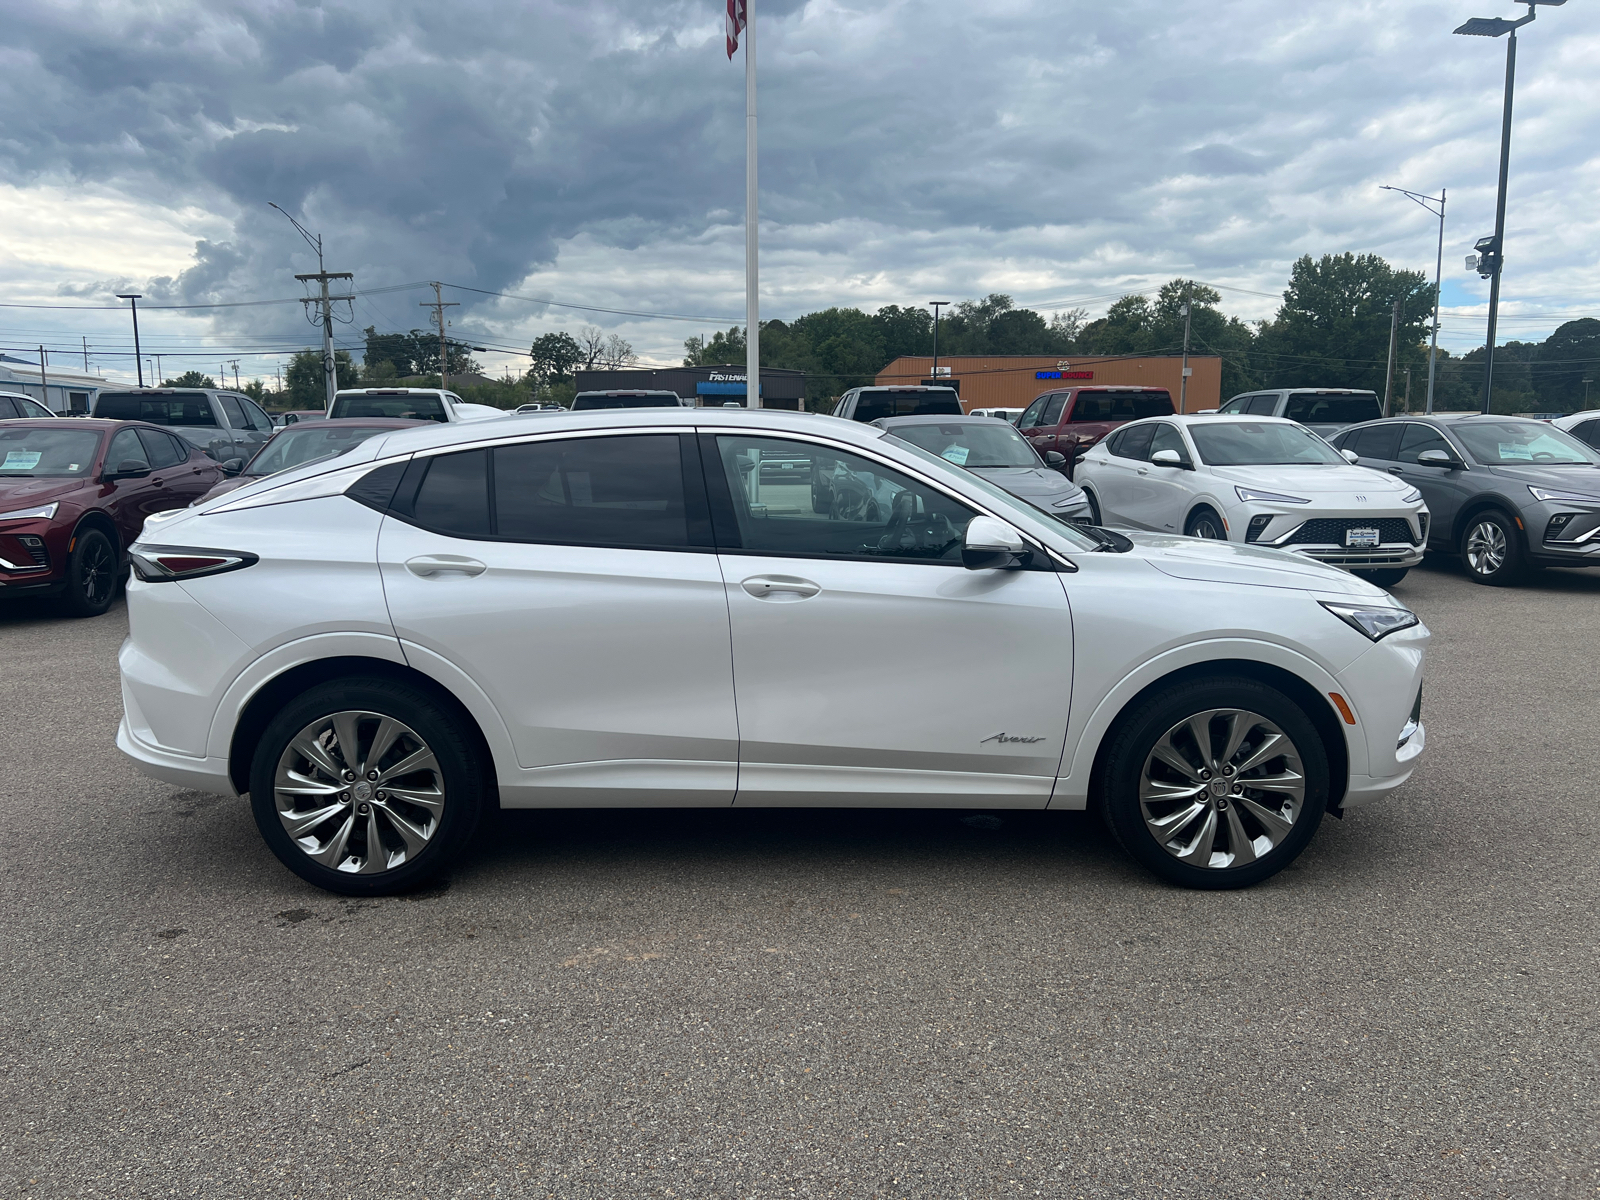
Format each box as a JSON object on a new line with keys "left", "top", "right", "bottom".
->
{"left": 929, "top": 301, "right": 950, "bottom": 388}
{"left": 1403, "top": 367, "right": 1413, "bottom": 413}
{"left": 153, "top": 354, "right": 163, "bottom": 385}
{"left": 229, "top": 361, "right": 241, "bottom": 390}
{"left": 421, "top": 282, "right": 460, "bottom": 391}
{"left": 1382, "top": 297, "right": 1401, "bottom": 416}
{"left": 116, "top": 294, "right": 144, "bottom": 386}
{"left": 82, "top": 337, "right": 89, "bottom": 372}
{"left": 272, "top": 203, "right": 353, "bottom": 412}
{"left": 1179, "top": 291, "right": 1193, "bottom": 413}
{"left": 38, "top": 347, "right": 50, "bottom": 412}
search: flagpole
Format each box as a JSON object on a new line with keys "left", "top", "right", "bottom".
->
{"left": 744, "top": 0, "right": 760, "bottom": 408}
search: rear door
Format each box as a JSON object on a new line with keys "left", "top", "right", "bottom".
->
{"left": 1122, "top": 421, "right": 1195, "bottom": 532}
{"left": 377, "top": 430, "right": 738, "bottom": 805}
{"left": 706, "top": 431, "right": 1074, "bottom": 808}
{"left": 216, "top": 394, "right": 268, "bottom": 462}
{"left": 100, "top": 427, "right": 166, "bottom": 543}
{"left": 1093, "top": 423, "right": 1155, "bottom": 524}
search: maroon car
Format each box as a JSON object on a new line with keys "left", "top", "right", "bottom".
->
{"left": 0, "top": 418, "right": 226, "bottom": 617}
{"left": 1017, "top": 386, "right": 1175, "bottom": 476}
{"left": 194, "top": 418, "right": 425, "bottom": 505}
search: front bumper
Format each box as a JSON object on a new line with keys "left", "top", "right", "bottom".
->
{"left": 1286, "top": 543, "right": 1426, "bottom": 570}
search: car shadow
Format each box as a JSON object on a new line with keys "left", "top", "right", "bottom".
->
{"left": 1416, "top": 551, "right": 1600, "bottom": 592}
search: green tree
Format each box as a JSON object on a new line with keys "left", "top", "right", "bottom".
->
{"left": 162, "top": 370, "right": 217, "bottom": 388}
{"left": 1254, "top": 254, "right": 1434, "bottom": 394}
{"left": 531, "top": 332, "right": 584, "bottom": 384}
{"left": 285, "top": 349, "right": 358, "bottom": 408}
{"left": 683, "top": 327, "right": 747, "bottom": 366}
{"left": 1531, "top": 318, "right": 1600, "bottom": 411}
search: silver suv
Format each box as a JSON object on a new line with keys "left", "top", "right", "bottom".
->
{"left": 1217, "top": 389, "right": 1383, "bottom": 439}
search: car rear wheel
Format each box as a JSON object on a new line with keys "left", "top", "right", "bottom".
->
{"left": 249, "top": 677, "right": 487, "bottom": 896}
{"left": 61, "top": 528, "right": 117, "bottom": 618}
{"left": 1460, "top": 510, "right": 1525, "bottom": 586}
{"left": 1096, "top": 677, "right": 1328, "bottom": 889}
{"left": 1185, "top": 508, "right": 1226, "bottom": 540}
{"left": 1355, "top": 568, "right": 1409, "bottom": 588}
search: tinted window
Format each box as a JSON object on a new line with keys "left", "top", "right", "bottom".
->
{"left": 1284, "top": 393, "right": 1382, "bottom": 424}
{"left": 850, "top": 390, "right": 963, "bottom": 422}
{"left": 1246, "top": 396, "right": 1279, "bottom": 416}
{"left": 1148, "top": 423, "right": 1191, "bottom": 465}
{"left": 570, "top": 393, "right": 682, "bottom": 410}
{"left": 1113, "top": 424, "right": 1156, "bottom": 461}
{"left": 1040, "top": 394, "right": 1068, "bottom": 426}
{"left": 1218, "top": 396, "right": 1252, "bottom": 415}
{"left": 331, "top": 393, "right": 448, "bottom": 422}
{"left": 1189, "top": 422, "right": 1344, "bottom": 466}
{"left": 137, "top": 427, "right": 184, "bottom": 469}
{"left": 1573, "top": 419, "right": 1600, "bottom": 450}
{"left": 1348, "top": 424, "right": 1403, "bottom": 461}
{"left": 495, "top": 435, "right": 689, "bottom": 549}
{"left": 412, "top": 449, "right": 490, "bottom": 537}
{"left": 241, "top": 398, "right": 274, "bottom": 432}
{"left": 1072, "top": 392, "right": 1174, "bottom": 422}
{"left": 217, "top": 395, "right": 250, "bottom": 428}
{"left": 107, "top": 428, "right": 150, "bottom": 472}
{"left": 246, "top": 423, "right": 394, "bottom": 477}
{"left": 93, "top": 393, "right": 218, "bottom": 426}
{"left": 0, "top": 397, "right": 17, "bottom": 418}
{"left": 715, "top": 435, "right": 976, "bottom": 562}
{"left": 1397, "top": 423, "right": 1454, "bottom": 465}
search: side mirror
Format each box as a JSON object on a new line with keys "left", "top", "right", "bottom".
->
{"left": 962, "top": 515, "right": 1032, "bottom": 571}
{"left": 1417, "top": 449, "right": 1459, "bottom": 468}
{"left": 1340, "top": 448, "right": 1361, "bottom": 464}
{"left": 1150, "top": 449, "right": 1185, "bottom": 468}
{"left": 1044, "top": 450, "right": 1067, "bottom": 467}
{"left": 105, "top": 460, "right": 151, "bottom": 481}
{"left": 220, "top": 458, "right": 244, "bottom": 477}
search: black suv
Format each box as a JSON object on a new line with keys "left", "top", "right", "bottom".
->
{"left": 832, "top": 387, "right": 963, "bottom": 422}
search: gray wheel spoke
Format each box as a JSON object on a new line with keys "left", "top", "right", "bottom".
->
{"left": 382, "top": 785, "right": 445, "bottom": 817}
{"left": 364, "top": 717, "right": 406, "bottom": 775}
{"left": 1151, "top": 739, "right": 1201, "bottom": 782}
{"left": 1244, "top": 768, "right": 1304, "bottom": 798}
{"left": 356, "top": 809, "right": 393, "bottom": 874}
{"left": 280, "top": 801, "right": 347, "bottom": 838}
{"left": 1239, "top": 794, "right": 1297, "bottom": 841}
{"left": 274, "top": 769, "right": 344, "bottom": 798}
{"left": 1221, "top": 803, "right": 1257, "bottom": 866}
{"left": 1148, "top": 800, "right": 1208, "bottom": 839}
{"left": 375, "top": 746, "right": 439, "bottom": 786}
{"left": 1172, "top": 807, "right": 1219, "bottom": 866}
{"left": 1140, "top": 777, "right": 1207, "bottom": 805}
{"left": 290, "top": 735, "right": 344, "bottom": 782}
{"left": 1218, "top": 711, "right": 1252, "bottom": 767}
{"left": 1234, "top": 731, "right": 1287, "bottom": 775}
{"left": 375, "top": 802, "right": 433, "bottom": 855}
{"left": 1184, "top": 714, "right": 1215, "bottom": 763}
{"left": 305, "top": 811, "right": 356, "bottom": 867}
{"left": 330, "top": 712, "right": 364, "bottom": 774}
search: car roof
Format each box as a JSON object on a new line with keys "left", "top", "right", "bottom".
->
{"left": 0, "top": 417, "right": 123, "bottom": 431}
{"left": 1137, "top": 414, "right": 1297, "bottom": 426}
{"left": 273, "top": 417, "right": 426, "bottom": 432}
{"left": 872, "top": 415, "right": 1013, "bottom": 427}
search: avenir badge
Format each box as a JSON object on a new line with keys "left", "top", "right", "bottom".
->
{"left": 980, "top": 732, "right": 1048, "bottom": 744}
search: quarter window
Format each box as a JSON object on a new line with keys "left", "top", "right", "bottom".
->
{"left": 712, "top": 435, "right": 976, "bottom": 563}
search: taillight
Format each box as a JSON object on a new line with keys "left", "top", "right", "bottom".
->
{"left": 128, "top": 543, "right": 258, "bottom": 582}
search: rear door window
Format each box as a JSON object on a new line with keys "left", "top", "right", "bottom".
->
{"left": 1070, "top": 394, "right": 1111, "bottom": 422}
{"left": 137, "top": 428, "right": 184, "bottom": 469}
{"left": 217, "top": 395, "right": 249, "bottom": 429}
{"left": 1245, "top": 396, "right": 1280, "bottom": 416}
{"left": 494, "top": 435, "right": 692, "bottom": 550}
{"left": 1348, "top": 424, "right": 1403, "bottom": 461}
{"left": 411, "top": 449, "right": 491, "bottom": 538}
{"left": 1112, "top": 424, "right": 1156, "bottom": 461}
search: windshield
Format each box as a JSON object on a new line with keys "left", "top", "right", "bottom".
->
{"left": 0, "top": 427, "right": 102, "bottom": 476}
{"left": 571, "top": 394, "right": 681, "bottom": 409}
{"left": 330, "top": 393, "right": 447, "bottom": 422}
{"left": 1190, "top": 421, "right": 1344, "bottom": 466}
{"left": 849, "top": 390, "right": 963, "bottom": 421}
{"left": 1284, "top": 393, "right": 1382, "bottom": 424}
{"left": 93, "top": 392, "right": 217, "bottom": 426}
{"left": 1451, "top": 420, "right": 1596, "bottom": 466}
{"left": 886, "top": 421, "right": 1040, "bottom": 469}
{"left": 888, "top": 438, "right": 1101, "bottom": 552}
{"left": 246, "top": 423, "right": 395, "bottom": 477}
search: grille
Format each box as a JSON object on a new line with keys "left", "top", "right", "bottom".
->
{"left": 1281, "top": 518, "right": 1417, "bottom": 547}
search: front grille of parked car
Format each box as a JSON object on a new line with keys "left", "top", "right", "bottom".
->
{"left": 1279, "top": 518, "right": 1418, "bottom": 546}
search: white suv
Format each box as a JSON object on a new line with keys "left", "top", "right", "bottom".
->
{"left": 329, "top": 388, "right": 504, "bottom": 423}
{"left": 118, "top": 409, "right": 1429, "bottom": 895}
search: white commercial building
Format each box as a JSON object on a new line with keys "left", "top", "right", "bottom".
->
{"left": 0, "top": 354, "right": 107, "bottom": 413}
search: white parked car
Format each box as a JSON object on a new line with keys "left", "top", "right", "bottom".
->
{"left": 1075, "top": 415, "right": 1429, "bottom": 587}
{"left": 117, "top": 409, "right": 1428, "bottom": 896}
{"left": 1551, "top": 410, "right": 1600, "bottom": 453}
{"left": 329, "top": 388, "right": 504, "bottom": 423}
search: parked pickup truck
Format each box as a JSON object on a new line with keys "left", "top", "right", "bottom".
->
{"left": 91, "top": 387, "right": 276, "bottom": 463}
{"left": 329, "top": 388, "right": 505, "bottom": 423}
{"left": 1017, "top": 385, "right": 1175, "bottom": 477}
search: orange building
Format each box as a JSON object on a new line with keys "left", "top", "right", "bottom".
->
{"left": 875, "top": 354, "right": 1222, "bottom": 414}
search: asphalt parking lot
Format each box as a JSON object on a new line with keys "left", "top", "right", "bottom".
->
{"left": 3, "top": 558, "right": 1597, "bottom": 1199}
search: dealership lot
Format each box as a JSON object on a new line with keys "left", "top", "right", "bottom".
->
{"left": 2, "top": 560, "right": 1597, "bottom": 1197}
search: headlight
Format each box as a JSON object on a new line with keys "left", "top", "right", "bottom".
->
{"left": 1320, "top": 600, "right": 1419, "bottom": 641}
{"left": 1400, "top": 487, "right": 1423, "bottom": 504}
{"left": 0, "top": 502, "right": 58, "bottom": 521}
{"left": 1235, "top": 487, "right": 1310, "bottom": 505}
{"left": 1529, "top": 485, "right": 1600, "bottom": 504}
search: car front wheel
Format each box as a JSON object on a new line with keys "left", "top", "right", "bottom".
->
{"left": 61, "top": 528, "right": 118, "bottom": 618}
{"left": 1460, "top": 510, "right": 1525, "bottom": 586}
{"left": 249, "top": 677, "right": 487, "bottom": 895}
{"left": 1097, "top": 677, "right": 1328, "bottom": 889}
{"left": 1185, "top": 508, "right": 1227, "bottom": 540}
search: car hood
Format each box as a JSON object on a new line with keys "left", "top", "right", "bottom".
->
{"left": 970, "top": 465, "right": 1084, "bottom": 499}
{"left": 1486, "top": 464, "right": 1600, "bottom": 494}
{"left": 0, "top": 477, "right": 93, "bottom": 510}
{"left": 1207, "top": 463, "right": 1411, "bottom": 496}
{"left": 1124, "top": 531, "right": 1388, "bottom": 596}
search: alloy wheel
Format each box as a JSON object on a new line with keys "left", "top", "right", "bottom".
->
{"left": 273, "top": 710, "right": 446, "bottom": 875}
{"left": 81, "top": 538, "right": 113, "bottom": 605}
{"left": 1465, "top": 519, "right": 1507, "bottom": 576}
{"left": 1138, "top": 707, "right": 1306, "bottom": 869}
{"left": 1188, "top": 513, "right": 1225, "bottom": 540}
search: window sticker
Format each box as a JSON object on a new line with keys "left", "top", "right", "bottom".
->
{"left": 1498, "top": 442, "right": 1533, "bottom": 461}
{"left": 3, "top": 450, "right": 42, "bottom": 470}
{"left": 940, "top": 445, "right": 970, "bottom": 466}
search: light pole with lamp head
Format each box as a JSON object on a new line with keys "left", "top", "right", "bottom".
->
{"left": 1454, "top": 0, "right": 1565, "bottom": 414}
{"left": 116, "top": 294, "right": 144, "bottom": 387}
{"left": 928, "top": 302, "right": 950, "bottom": 389}
{"left": 1380, "top": 186, "right": 1446, "bottom": 413}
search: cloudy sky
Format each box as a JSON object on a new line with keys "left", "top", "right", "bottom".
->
{"left": 1, "top": 0, "right": 1596, "bottom": 386}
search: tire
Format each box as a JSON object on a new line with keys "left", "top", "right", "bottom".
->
{"left": 249, "top": 676, "right": 487, "bottom": 896}
{"left": 1460, "top": 510, "right": 1525, "bottom": 586}
{"left": 1084, "top": 489, "right": 1103, "bottom": 526}
{"left": 1184, "top": 508, "right": 1227, "bottom": 540}
{"left": 1095, "top": 677, "right": 1329, "bottom": 890}
{"left": 1355, "top": 568, "right": 1409, "bottom": 588}
{"left": 60, "top": 528, "right": 118, "bottom": 618}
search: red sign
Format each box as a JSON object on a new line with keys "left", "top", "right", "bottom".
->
{"left": 1062, "top": 370, "right": 1094, "bottom": 380}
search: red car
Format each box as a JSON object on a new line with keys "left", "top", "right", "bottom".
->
{"left": 194, "top": 418, "right": 425, "bottom": 505}
{"left": 0, "top": 418, "right": 225, "bottom": 617}
{"left": 1017, "top": 386, "right": 1175, "bottom": 476}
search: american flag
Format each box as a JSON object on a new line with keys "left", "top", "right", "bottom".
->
{"left": 726, "top": 0, "right": 746, "bottom": 58}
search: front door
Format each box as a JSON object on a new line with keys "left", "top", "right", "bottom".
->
{"left": 706, "top": 432, "right": 1074, "bottom": 808}
{"left": 1393, "top": 422, "right": 1472, "bottom": 546}
{"left": 377, "top": 431, "right": 738, "bottom": 805}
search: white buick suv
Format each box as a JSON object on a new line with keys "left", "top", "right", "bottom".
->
{"left": 117, "top": 409, "right": 1428, "bottom": 894}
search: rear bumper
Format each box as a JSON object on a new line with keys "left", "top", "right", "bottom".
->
{"left": 117, "top": 714, "right": 238, "bottom": 797}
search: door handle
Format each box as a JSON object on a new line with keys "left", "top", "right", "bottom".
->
{"left": 1136, "top": 467, "right": 1149, "bottom": 475}
{"left": 1388, "top": 467, "right": 1405, "bottom": 476}
{"left": 741, "top": 574, "right": 820, "bottom": 599}
{"left": 405, "top": 554, "right": 487, "bottom": 578}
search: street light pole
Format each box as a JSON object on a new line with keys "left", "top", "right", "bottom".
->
{"left": 928, "top": 301, "right": 950, "bottom": 388}
{"left": 116, "top": 294, "right": 144, "bottom": 386}
{"left": 1380, "top": 185, "right": 1446, "bottom": 412}
{"left": 1178, "top": 294, "right": 1192, "bottom": 413}
{"left": 1454, "top": 0, "right": 1565, "bottom": 415}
